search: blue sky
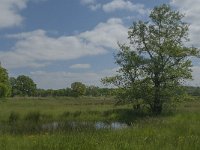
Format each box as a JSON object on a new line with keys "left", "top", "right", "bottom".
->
{"left": 0, "top": 0, "right": 199, "bottom": 89}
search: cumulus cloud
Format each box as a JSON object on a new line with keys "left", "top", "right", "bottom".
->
{"left": 1, "top": 18, "right": 128, "bottom": 69}
{"left": 1, "top": 30, "right": 106, "bottom": 69}
{"left": 0, "top": 0, "right": 46, "bottom": 29}
{"left": 80, "top": 0, "right": 148, "bottom": 14}
{"left": 102, "top": 0, "right": 147, "bottom": 14}
{"left": 0, "top": 0, "right": 27, "bottom": 28}
{"left": 170, "top": 0, "right": 200, "bottom": 48}
{"left": 70, "top": 64, "right": 91, "bottom": 69}
{"left": 79, "top": 18, "right": 128, "bottom": 49}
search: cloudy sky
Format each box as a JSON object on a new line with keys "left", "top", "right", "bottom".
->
{"left": 0, "top": 0, "right": 199, "bottom": 89}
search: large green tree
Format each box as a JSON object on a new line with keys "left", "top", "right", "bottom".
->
{"left": 0, "top": 66, "right": 11, "bottom": 97}
{"left": 102, "top": 4, "right": 199, "bottom": 114}
{"left": 15, "top": 75, "right": 37, "bottom": 96}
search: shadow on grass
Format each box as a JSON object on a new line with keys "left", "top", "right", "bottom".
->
{"left": 102, "top": 108, "right": 176, "bottom": 124}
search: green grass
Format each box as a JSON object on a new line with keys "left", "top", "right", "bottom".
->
{"left": 0, "top": 96, "right": 200, "bottom": 150}
{"left": 0, "top": 96, "right": 127, "bottom": 122}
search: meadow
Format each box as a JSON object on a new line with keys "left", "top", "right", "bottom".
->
{"left": 0, "top": 96, "right": 200, "bottom": 150}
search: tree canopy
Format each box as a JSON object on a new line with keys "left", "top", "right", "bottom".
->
{"left": 102, "top": 4, "right": 199, "bottom": 114}
{"left": 11, "top": 75, "right": 37, "bottom": 97}
{"left": 71, "top": 82, "right": 86, "bottom": 97}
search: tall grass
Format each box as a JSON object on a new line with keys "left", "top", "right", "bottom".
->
{"left": 0, "top": 96, "right": 199, "bottom": 149}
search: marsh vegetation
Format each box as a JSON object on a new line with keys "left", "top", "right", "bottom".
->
{"left": 0, "top": 96, "right": 200, "bottom": 149}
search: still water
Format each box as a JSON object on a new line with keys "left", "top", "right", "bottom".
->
{"left": 42, "top": 121, "right": 128, "bottom": 131}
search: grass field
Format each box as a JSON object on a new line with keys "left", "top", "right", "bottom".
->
{"left": 0, "top": 96, "right": 200, "bottom": 150}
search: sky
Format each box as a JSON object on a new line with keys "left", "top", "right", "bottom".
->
{"left": 0, "top": 0, "right": 199, "bottom": 89}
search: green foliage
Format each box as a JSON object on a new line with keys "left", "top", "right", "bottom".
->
{"left": 11, "top": 75, "right": 37, "bottom": 97}
{"left": 0, "top": 83, "right": 10, "bottom": 98}
{"left": 102, "top": 4, "right": 199, "bottom": 114}
{"left": 71, "top": 82, "right": 86, "bottom": 97}
{"left": 0, "top": 66, "right": 11, "bottom": 98}
{"left": 86, "top": 86, "right": 100, "bottom": 96}
{"left": 9, "top": 77, "right": 18, "bottom": 97}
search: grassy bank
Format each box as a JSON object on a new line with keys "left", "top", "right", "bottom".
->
{"left": 0, "top": 97, "right": 199, "bottom": 149}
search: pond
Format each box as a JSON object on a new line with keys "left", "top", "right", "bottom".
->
{"left": 42, "top": 121, "right": 129, "bottom": 131}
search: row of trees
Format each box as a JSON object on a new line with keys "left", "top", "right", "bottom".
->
{"left": 10, "top": 76, "right": 115, "bottom": 97}
{"left": 35, "top": 86, "right": 115, "bottom": 97}
{"left": 2, "top": 68, "right": 198, "bottom": 98}
{"left": 0, "top": 68, "right": 115, "bottom": 98}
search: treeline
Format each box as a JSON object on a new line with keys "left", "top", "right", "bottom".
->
{"left": 0, "top": 65, "right": 200, "bottom": 98}
{"left": 7, "top": 75, "right": 200, "bottom": 98}
{"left": 9, "top": 75, "right": 115, "bottom": 97}
{"left": 35, "top": 87, "right": 115, "bottom": 97}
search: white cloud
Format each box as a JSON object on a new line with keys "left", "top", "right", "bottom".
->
{"left": 102, "top": 0, "right": 147, "bottom": 14}
{"left": 0, "top": 0, "right": 27, "bottom": 28}
{"left": 80, "top": 0, "right": 101, "bottom": 11}
{"left": 170, "top": 0, "right": 200, "bottom": 48}
{"left": 70, "top": 64, "right": 91, "bottom": 69}
{"left": 80, "top": 0, "right": 148, "bottom": 14}
{"left": 1, "top": 18, "right": 128, "bottom": 69}
{"left": 79, "top": 18, "right": 128, "bottom": 49}
{"left": 0, "top": 0, "right": 46, "bottom": 29}
{"left": 30, "top": 68, "right": 118, "bottom": 89}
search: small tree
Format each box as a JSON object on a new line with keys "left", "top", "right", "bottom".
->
{"left": 102, "top": 4, "right": 199, "bottom": 114}
{"left": 71, "top": 82, "right": 86, "bottom": 97}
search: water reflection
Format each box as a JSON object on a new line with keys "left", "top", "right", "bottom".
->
{"left": 42, "top": 121, "right": 128, "bottom": 131}
{"left": 95, "top": 122, "right": 128, "bottom": 129}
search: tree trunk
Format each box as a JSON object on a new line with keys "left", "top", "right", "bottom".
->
{"left": 152, "top": 98, "right": 162, "bottom": 115}
{"left": 152, "top": 78, "right": 162, "bottom": 115}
